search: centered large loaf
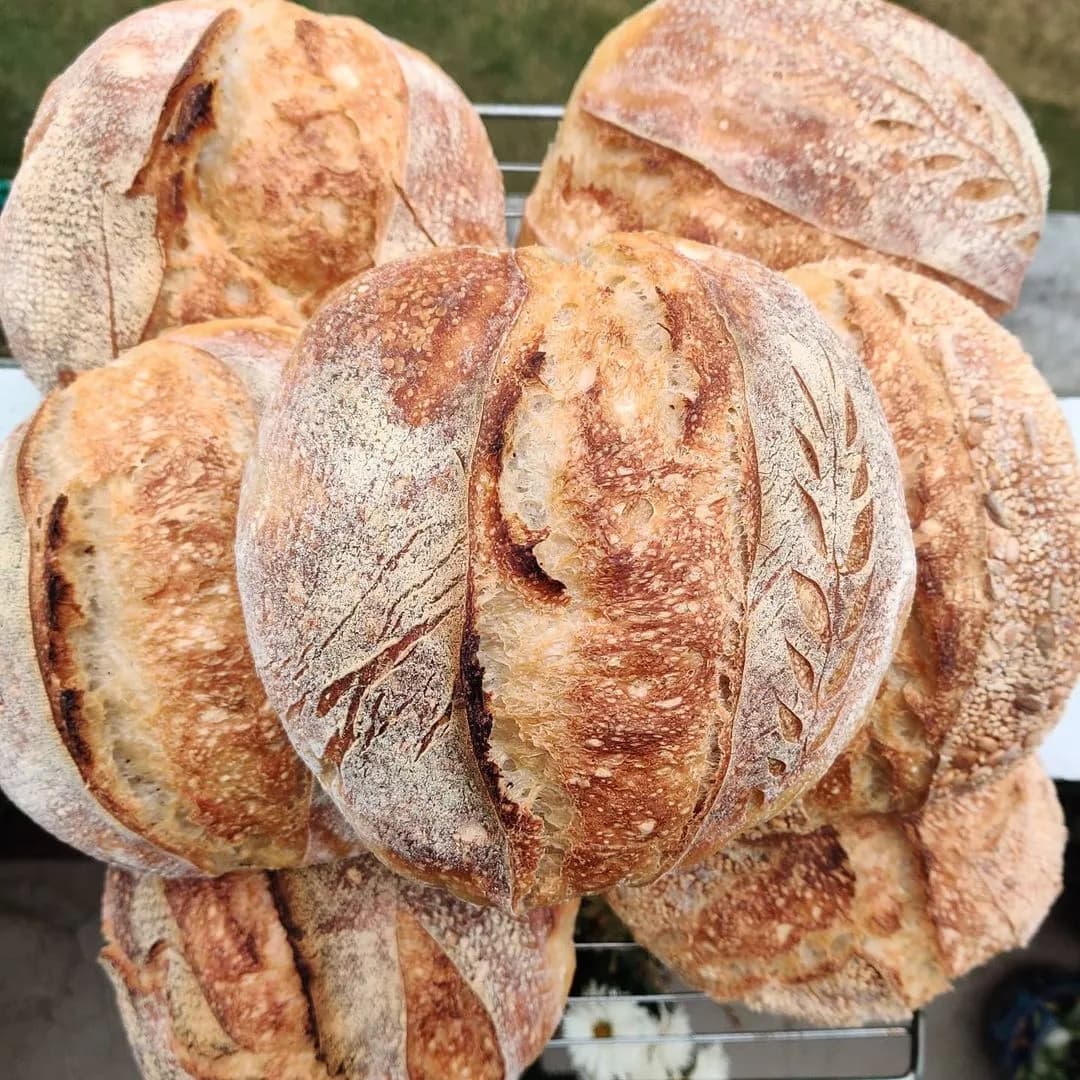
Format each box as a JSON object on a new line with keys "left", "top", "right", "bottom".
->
{"left": 236, "top": 233, "right": 915, "bottom": 910}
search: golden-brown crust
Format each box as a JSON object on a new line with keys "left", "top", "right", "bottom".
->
{"left": 397, "top": 910, "right": 504, "bottom": 1080}
{"left": 381, "top": 39, "right": 506, "bottom": 261}
{"left": 101, "top": 857, "right": 578, "bottom": 1079}
{"left": 238, "top": 247, "right": 526, "bottom": 908}
{"left": 0, "top": 0, "right": 505, "bottom": 391}
{"left": 0, "top": 0, "right": 226, "bottom": 390}
{"left": 786, "top": 261, "right": 1080, "bottom": 818}
{"left": 523, "top": 0, "right": 1047, "bottom": 312}
{"left": 237, "top": 234, "right": 914, "bottom": 908}
{"left": 0, "top": 321, "right": 362, "bottom": 874}
{"left": 609, "top": 758, "right": 1064, "bottom": 1024}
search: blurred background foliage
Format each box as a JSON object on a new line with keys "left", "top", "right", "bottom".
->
{"left": 0, "top": 0, "right": 1077, "bottom": 207}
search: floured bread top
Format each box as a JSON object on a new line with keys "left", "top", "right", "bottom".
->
{"left": 0, "top": 320, "right": 361, "bottom": 874}
{"left": 236, "top": 233, "right": 914, "bottom": 910}
{"left": 0, "top": 0, "right": 505, "bottom": 390}
{"left": 787, "top": 261, "right": 1080, "bottom": 819}
{"left": 609, "top": 757, "right": 1064, "bottom": 1024}
{"left": 523, "top": 0, "right": 1047, "bottom": 312}
{"left": 100, "top": 856, "right": 577, "bottom": 1079}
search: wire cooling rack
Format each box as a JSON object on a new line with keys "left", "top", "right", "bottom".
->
{"left": 544, "top": 940, "right": 923, "bottom": 1080}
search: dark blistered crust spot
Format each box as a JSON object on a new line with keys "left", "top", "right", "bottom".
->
{"left": 45, "top": 569, "right": 71, "bottom": 634}
{"left": 493, "top": 523, "right": 566, "bottom": 602}
{"left": 462, "top": 627, "right": 498, "bottom": 801}
{"left": 460, "top": 626, "right": 538, "bottom": 847}
{"left": 46, "top": 493, "right": 68, "bottom": 548}
{"left": 57, "top": 688, "right": 92, "bottom": 767}
{"left": 165, "top": 80, "right": 215, "bottom": 147}
{"left": 168, "top": 171, "right": 186, "bottom": 227}
{"left": 35, "top": 493, "right": 94, "bottom": 769}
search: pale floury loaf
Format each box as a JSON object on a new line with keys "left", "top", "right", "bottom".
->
{"left": 522, "top": 0, "right": 1047, "bottom": 313}
{"left": 0, "top": 320, "right": 360, "bottom": 874}
{"left": 785, "top": 261, "right": 1080, "bottom": 820}
{"left": 609, "top": 758, "right": 1064, "bottom": 1024}
{"left": 0, "top": 0, "right": 505, "bottom": 390}
{"left": 236, "top": 233, "right": 915, "bottom": 910}
{"left": 102, "top": 855, "right": 577, "bottom": 1079}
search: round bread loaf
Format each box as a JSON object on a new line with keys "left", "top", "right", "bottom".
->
{"left": 101, "top": 855, "right": 577, "bottom": 1079}
{"left": 783, "top": 261, "right": 1080, "bottom": 820}
{"left": 0, "top": 320, "right": 360, "bottom": 875}
{"left": 609, "top": 757, "right": 1064, "bottom": 1024}
{"left": 522, "top": 0, "right": 1047, "bottom": 313}
{"left": 236, "top": 233, "right": 914, "bottom": 910}
{"left": 0, "top": 0, "right": 505, "bottom": 391}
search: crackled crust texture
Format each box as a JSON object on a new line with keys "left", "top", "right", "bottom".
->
{"left": 236, "top": 234, "right": 914, "bottom": 910}
{"left": 100, "top": 857, "right": 577, "bottom": 1079}
{"left": 609, "top": 758, "right": 1064, "bottom": 1024}
{"left": 785, "top": 262, "right": 1080, "bottom": 819}
{"left": 0, "top": 320, "right": 361, "bottom": 874}
{"left": 522, "top": 0, "right": 1047, "bottom": 313}
{"left": 0, "top": 0, "right": 505, "bottom": 391}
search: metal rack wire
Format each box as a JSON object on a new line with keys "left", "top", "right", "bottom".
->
{"left": 543, "top": 940, "right": 923, "bottom": 1080}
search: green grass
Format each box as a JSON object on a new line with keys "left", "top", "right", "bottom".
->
{"left": 1, "top": 0, "right": 1078, "bottom": 208}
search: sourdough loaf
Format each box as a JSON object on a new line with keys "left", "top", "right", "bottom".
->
{"left": 609, "top": 757, "right": 1064, "bottom": 1024}
{"left": 784, "top": 261, "right": 1080, "bottom": 819}
{"left": 236, "top": 233, "right": 914, "bottom": 910}
{"left": 0, "top": 0, "right": 505, "bottom": 390}
{"left": 102, "top": 855, "right": 577, "bottom": 1079}
{"left": 522, "top": 0, "right": 1047, "bottom": 313}
{"left": 0, "top": 319, "right": 359, "bottom": 874}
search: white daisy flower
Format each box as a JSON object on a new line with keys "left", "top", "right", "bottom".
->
{"left": 561, "top": 982, "right": 661, "bottom": 1080}
{"left": 687, "top": 1042, "right": 732, "bottom": 1079}
{"left": 653, "top": 1002, "right": 695, "bottom": 1078}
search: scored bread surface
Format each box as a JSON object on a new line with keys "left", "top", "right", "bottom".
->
{"left": 786, "top": 261, "right": 1080, "bottom": 818}
{"left": 0, "top": 0, "right": 505, "bottom": 390}
{"left": 0, "top": 320, "right": 360, "bottom": 873}
{"left": 236, "top": 233, "right": 914, "bottom": 909}
{"left": 100, "top": 855, "right": 577, "bottom": 1079}
{"left": 609, "top": 757, "right": 1064, "bottom": 1024}
{"left": 523, "top": 0, "right": 1047, "bottom": 312}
